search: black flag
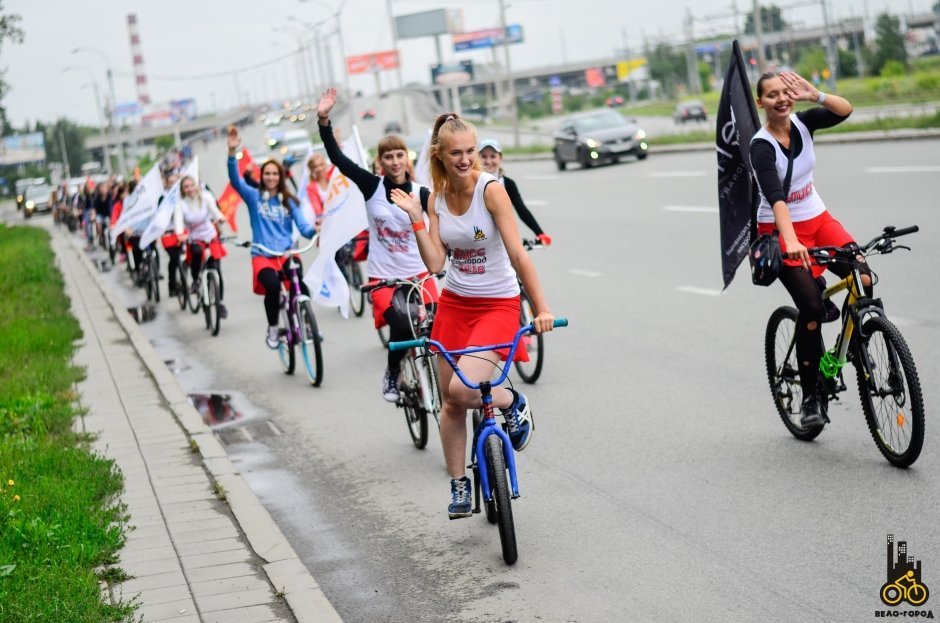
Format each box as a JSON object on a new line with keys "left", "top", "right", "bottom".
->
{"left": 716, "top": 40, "right": 762, "bottom": 289}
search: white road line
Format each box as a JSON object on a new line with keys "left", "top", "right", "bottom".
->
{"left": 524, "top": 174, "right": 559, "bottom": 181}
{"left": 864, "top": 166, "right": 940, "bottom": 174}
{"left": 267, "top": 421, "right": 283, "bottom": 436}
{"left": 568, "top": 269, "right": 603, "bottom": 278}
{"left": 677, "top": 286, "right": 722, "bottom": 296}
{"left": 239, "top": 426, "right": 254, "bottom": 442}
{"left": 663, "top": 206, "right": 718, "bottom": 213}
{"left": 649, "top": 171, "right": 707, "bottom": 177}
{"left": 527, "top": 200, "right": 548, "bottom": 207}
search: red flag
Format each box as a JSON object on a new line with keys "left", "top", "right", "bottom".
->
{"left": 217, "top": 147, "right": 257, "bottom": 232}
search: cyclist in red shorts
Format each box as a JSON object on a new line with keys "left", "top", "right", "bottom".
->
{"left": 749, "top": 71, "right": 872, "bottom": 430}
{"left": 391, "top": 113, "right": 554, "bottom": 519}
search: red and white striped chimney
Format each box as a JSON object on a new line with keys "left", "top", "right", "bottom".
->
{"left": 127, "top": 13, "right": 151, "bottom": 106}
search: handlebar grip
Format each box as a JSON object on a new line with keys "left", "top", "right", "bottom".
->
{"left": 553, "top": 317, "right": 568, "bottom": 328}
{"left": 892, "top": 225, "right": 919, "bottom": 237}
{"left": 388, "top": 338, "right": 427, "bottom": 352}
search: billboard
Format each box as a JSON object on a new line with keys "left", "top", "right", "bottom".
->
{"left": 0, "top": 132, "right": 46, "bottom": 166}
{"left": 430, "top": 60, "right": 474, "bottom": 86}
{"left": 346, "top": 50, "right": 400, "bottom": 75}
{"left": 396, "top": 9, "right": 462, "bottom": 39}
{"left": 453, "top": 24, "right": 523, "bottom": 52}
{"left": 170, "top": 98, "right": 198, "bottom": 122}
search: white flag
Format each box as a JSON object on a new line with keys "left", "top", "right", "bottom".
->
{"left": 414, "top": 128, "right": 432, "bottom": 187}
{"left": 110, "top": 164, "right": 163, "bottom": 243}
{"left": 303, "top": 126, "right": 369, "bottom": 318}
{"left": 139, "top": 156, "right": 198, "bottom": 249}
{"left": 294, "top": 146, "right": 316, "bottom": 243}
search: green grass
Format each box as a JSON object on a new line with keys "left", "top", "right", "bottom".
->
{"left": 0, "top": 225, "right": 134, "bottom": 622}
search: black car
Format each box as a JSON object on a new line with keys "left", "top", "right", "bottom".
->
{"left": 553, "top": 109, "right": 648, "bottom": 170}
{"left": 383, "top": 120, "right": 403, "bottom": 134}
{"left": 674, "top": 100, "right": 707, "bottom": 124}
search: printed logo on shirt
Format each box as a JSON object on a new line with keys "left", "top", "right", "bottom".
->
{"left": 473, "top": 226, "right": 487, "bottom": 241}
{"left": 787, "top": 181, "right": 814, "bottom": 205}
{"left": 258, "top": 195, "right": 289, "bottom": 223}
{"left": 374, "top": 217, "right": 410, "bottom": 253}
{"left": 451, "top": 247, "right": 487, "bottom": 275}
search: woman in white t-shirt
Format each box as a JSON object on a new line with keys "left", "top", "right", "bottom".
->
{"left": 391, "top": 113, "right": 554, "bottom": 519}
{"left": 174, "top": 176, "right": 228, "bottom": 317}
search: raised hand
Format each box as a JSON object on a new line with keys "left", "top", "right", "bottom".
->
{"left": 779, "top": 72, "right": 818, "bottom": 103}
{"left": 317, "top": 88, "right": 337, "bottom": 120}
{"left": 389, "top": 188, "right": 421, "bottom": 221}
{"left": 227, "top": 126, "right": 240, "bottom": 151}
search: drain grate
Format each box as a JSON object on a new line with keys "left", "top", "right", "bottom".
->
{"left": 127, "top": 304, "right": 157, "bottom": 323}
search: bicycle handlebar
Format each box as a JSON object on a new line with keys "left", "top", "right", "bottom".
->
{"left": 360, "top": 273, "right": 445, "bottom": 295}
{"left": 522, "top": 238, "right": 543, "bottom": 251}
{"left": 809, "top": 224, "right": 918, "bottom": 265}
{"left": 388, "top": 317, "right": 568, "bottom": 352}
{"left": 234, "top": 236, "right": 319, "bottom": 256}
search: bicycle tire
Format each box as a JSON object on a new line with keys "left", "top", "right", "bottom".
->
{"left": 176, "top": 264, "right": 189, "bottom": 311}
{"left": 350, "top": 261, "right": 365, "bottom": 317}
{"left": 278, "top": 302, "right": 296, "bottom": 375}
{"left": 299, "top": 300, "right": 324, "bottom": 387}
{"left": 854, "top": 316, "right": 924, "bottom": 467}
{"left": 485, "top": 434, "right": 518, "bottom": 565}
{"left": 420, "top": 356, "right": 443, "bottom": 429}
{"left": 765, "top": 306, "right": 822, "bottom": 441}
{"left": 471, "top": 410, "right": 498, "bottom": 524}
{"left": 401, "top": 355, "right": 428, "bottom": 449}
{"left": 206, "top": 272, "right": 221, "bottom": 336}
{"left": 513, "top": 288, "right": 544, "bottom": 384}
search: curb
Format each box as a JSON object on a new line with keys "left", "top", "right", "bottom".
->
{"left": 63, "top": 231, "right": 344, "bottom": 623}
{"left": 500, "top": 127, "right": 940, "bottom": 162}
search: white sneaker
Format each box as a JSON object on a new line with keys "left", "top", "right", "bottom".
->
{"left": 265, "top": 325, "right": 279, "bottom": 349}
{"left": 382, "top": 367, "right": 400, "bottom": 402}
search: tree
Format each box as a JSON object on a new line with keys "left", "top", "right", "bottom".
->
{"left": 870, "top": 13, "right": 908, "bottom": 75}
{"left": 0, "top": 2, "right": 24, "bottom": 136}
{"left": 35, "top": 118, "right": 89, "bottom": 173}
{"left": 745, "top": 5, "right": 787, "bottom": 34}
{"left": 646, "top": 42, "right": 687, "bottom": 98}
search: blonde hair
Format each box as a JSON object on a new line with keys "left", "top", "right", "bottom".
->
{"left": 429, "top": 113, "right": 482, "bottom": 194}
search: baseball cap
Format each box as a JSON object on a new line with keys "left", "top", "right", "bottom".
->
{"left": 478, "top": 138, "right": 502, "bottom": 153}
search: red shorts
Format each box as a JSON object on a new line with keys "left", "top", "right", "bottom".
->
{"left": 251, "top": 255, "right": 289, "bottom": 295}
{"left": 430, "top": 289, "right": 528, "bottom": 362}
{"left": 186, "top": 239, "right": 227, "bottom": 263}
{"left": 161, "top": 233, "right": 181, "bottom": 249}
{"left": 352, "top": 230, "right": 369, "bottom": 262}
{"left": 757, "top": 211, "right": 855, "bottom": 279}
{"left": 369, "top": 274, "right": 440, "bottom": 329}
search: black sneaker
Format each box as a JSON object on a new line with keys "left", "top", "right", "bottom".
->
{"left": 190, "top": 279, "right": 200, "bottom": 295}
{"left": 800, "top": 394, "right": 827, "bottom": 429}
{"left": 382, "top": 367, "right": 400, "bottom": 403}
{"left": 500, "top": 390, "right": 534, "bottom": 452}
{"left": 218, "top": 303, "right": 228, "bottom": 319}
{"left": 816, "top": 277, "right": 841, "bottom": 323}
{"left": 448, "top": 476, "right": 472, "bottom": 519}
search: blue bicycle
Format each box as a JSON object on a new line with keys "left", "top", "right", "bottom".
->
{"left": 390, "top": 317, "right": 567, "bottom": 565}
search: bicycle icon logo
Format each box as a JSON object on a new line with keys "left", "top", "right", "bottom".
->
{"left": 881, "top": 570, "right": 930, "bottom": 607}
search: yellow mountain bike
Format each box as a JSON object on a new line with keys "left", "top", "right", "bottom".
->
{"left": 765, "top": 225, "right": 924, "bottom": 467}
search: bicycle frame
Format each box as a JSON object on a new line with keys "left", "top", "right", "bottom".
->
{"left": 390, "top": 318, "right": 568, "bottom": 502}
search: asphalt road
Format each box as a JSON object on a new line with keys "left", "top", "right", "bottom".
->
{"left": 87, "top": 112, "right": 940, "bottom": 623}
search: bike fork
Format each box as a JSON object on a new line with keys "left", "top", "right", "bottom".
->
{"left": 474, "top": 383, "right": 521, "bottom": 501}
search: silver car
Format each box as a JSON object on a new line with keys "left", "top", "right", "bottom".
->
{"left": 553, "top": 109, "right": 648, "bottom": 170}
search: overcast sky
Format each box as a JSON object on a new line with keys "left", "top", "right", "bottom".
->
{"left": 2, "top": 0, "right": 934, "bottom": 128}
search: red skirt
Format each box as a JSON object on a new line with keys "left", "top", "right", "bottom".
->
{"left": 186, "top": 238, "right": 227, "bottom": 263}
{"left": 430, "top": 289, "right": 527, "bottom": 362}
{"left": 369, "top": 274, "right": 440, "bottom": 329}
{"left": 251, "top": 255, "right": 288, "bottom": 295}
{"left": 757, "top": 211, "right": 855, "bottom": 279}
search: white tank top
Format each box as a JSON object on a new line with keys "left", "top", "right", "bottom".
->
{"left": 751, "top": 114, "right": 827, "bottom": 224}
{"left": 364, "top": 178, "right": 428, "bottom": 279}
{"left": 180, "top": 192, "right": 218, "bottom": 243}
{"left": 435, "top": 172, "right": 519, "bottom": 298}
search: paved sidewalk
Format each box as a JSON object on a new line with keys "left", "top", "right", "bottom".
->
{"left": 50, "top": 227, "right": 342, "bottom": 623}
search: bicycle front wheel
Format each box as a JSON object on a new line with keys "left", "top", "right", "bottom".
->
{"left": 205, "top": 272, "right": 221, "bottom": 336}
{"left": 854, "top": 316, "right": 924, "bottom": 467}
{"left": 299, "top": 300, "right": 324, "bottom": 387}
{"left": 514, "top": 289, "right": 544, "bottom": 384}
{"left": 176, "top": 264, "right": 189, "bottom": 311}
{"left": 278, "top": 303, "right": 296, "bottom": 375}
{"left": 401, "top": 355, "right": 428, "bottom": 449}
{"left": 765, "top": 306, "right": 822, "bottom": 441}
{"left": 485, "top": 434, "right": 518, "bottom": 565}
{"left": 349, "top": 261, "right": 365, "bottom": 317}
{"left": 419, "top": 355, "right": 442, "bottom": 429}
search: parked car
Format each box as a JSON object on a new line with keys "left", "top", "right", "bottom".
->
{"left": 23, "top": 183, "right": 53, "bottom": 218}
{"left": 383, "top": 120, "right": 403, "bottom": 134}
{"left": 361, "top": 109, "right": 377, "bottom": 120}
{"left": 605, "top": 95, "right": 625, "bottom": 108}
{"left": 674, "top": 100, "right": 707, "bottom": 124}
{"left": 553, "top": 109, "right": 648, "bottom": 170}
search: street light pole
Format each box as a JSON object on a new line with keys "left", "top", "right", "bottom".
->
{"left": 72, "top": 47, "right": 127, "bottom": 177}
{"left": 387, "top": 0, "right": 410, "bottom": 133}
{"left": 497, "top": 0, "right": 519, "bottom": 148}
{"left": 753, "top": 0, "right": 767, "bottom": 71}
{"left": 300, "top": 0, "right": 354, "bottom": 123}
{"left": 63, "top": 66, "right": 112, "bottom": 176}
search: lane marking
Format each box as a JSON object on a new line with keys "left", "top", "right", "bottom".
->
{"left": 649, "top": 171, "right": 707, "bottom": 177}
{"left": 663, "top": 205, "right": 718, "bottom": 213}
{"left": 267, "top": 421, "right": 282, "bottom": 436}
{"left": 239, "top": 426, "right": 254, "bottom": 443}
{"left": 524, "top": 174, "right": 559, "bottom": 181}
{"left": 568, "top": 269, "right": 603, "bottom": 278}
{"left": 527, "top": 199, "right": 548, "bottom": 207}
{"left": 677, "top": 286, "right": 722, "bottom": 296}
{"left": 864, "top": 166, "right": 940, "bottom": 174}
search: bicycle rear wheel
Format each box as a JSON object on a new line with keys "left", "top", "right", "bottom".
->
{"left": 278, "top": 303, "right": 296, "bottom": 375}
{"left": 176, "top": 264, "right": 189, "bottom": 311}
{"left": 765, "top": 306, "right": 822, "bottom": 441}
{"left": 349, "top": 261, "right": 365, "bottom": 317}
{"left": 514, "top": 289, "right": 544, "bottom": 384}
{"left": 419, "top": 355, "right": 442, "bottom": 429}
{"left": 854, "top": 316, "right": 924, "bottom": 467}
{"left": 205, "top": 272, "right": 221, "bottom": 336}
{"left": 485, "top": 434, "right": 518, "bottom": 565}
{"left": 400, "top": 355, "right": 428, "bottom": 449}
{"left": 299, "top": 300, "right": 324, "bottom": 386}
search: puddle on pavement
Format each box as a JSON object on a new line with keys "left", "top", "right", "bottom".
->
{"left": 91, "top": 258, "right": 111, "bottom": 273}
{"left": 188, "top": 392, "right": 244, "bottom": 426}
{"left": 127, "top": 304, "right": 157, "bottom": 323}
{"left": 164, "top": 358, "right": 191, "bottom": 374}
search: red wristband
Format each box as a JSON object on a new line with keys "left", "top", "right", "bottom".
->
{"left": 411, "top": 220, "right": 425, "bottom": 232}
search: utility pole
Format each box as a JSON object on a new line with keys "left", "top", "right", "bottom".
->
{"left": 820, "top": 0, "right": 838, "bottom": 89}
{"left": 387, "top": 0, "right": 410, "bottom": 133}
{"left": 753, "top": 0, "right": 767, "bottom": 71}
{"left": 498, "top": 0, "right": 519, "bottom": 148}
{"left": 684, "top": 9, "right": 702, "bottom": 94}
{"left": 58, "top": 126, "right": 71, "bottom": 179}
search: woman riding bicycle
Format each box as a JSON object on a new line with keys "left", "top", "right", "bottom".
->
{"left": 478, "top": 138, "right": 552, "bottom": 247}
{"left": 173, "top": 175, "right": 229, "bottom": 318}
{"left": 316, "top": 87, "right": 439, "bottom": 403}
{"left": 227, "top": 126, "right": 316, "bottom": 348}
{"left": 390, "top": 112, "right": 554, "bottom": 519}
{"left": 749, "top": 70, "right": 871, "bottom": 430}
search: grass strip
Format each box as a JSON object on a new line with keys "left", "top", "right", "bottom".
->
{"left": 0, "top": 224, "right": 133, "bottom": 622}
